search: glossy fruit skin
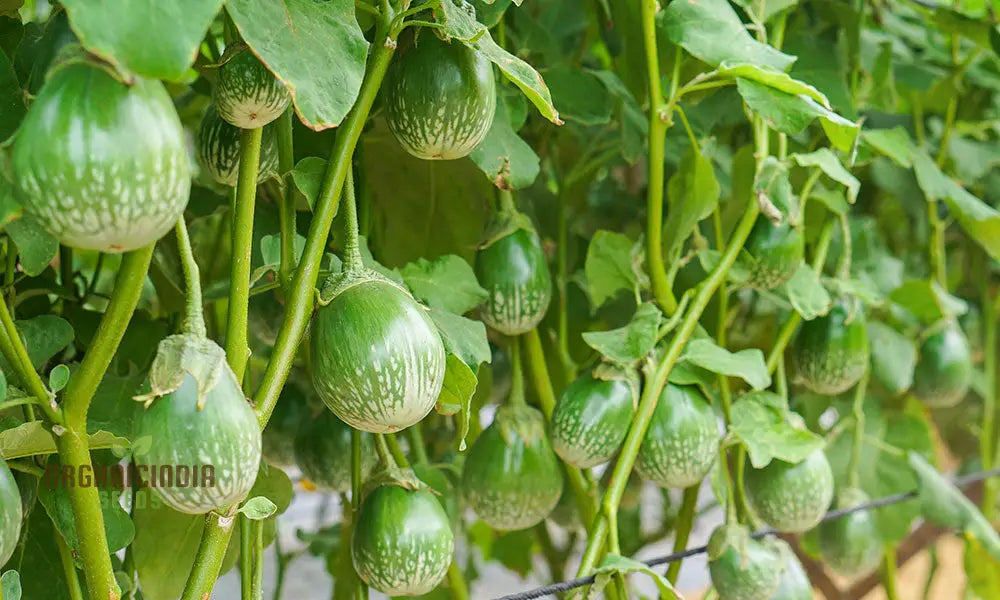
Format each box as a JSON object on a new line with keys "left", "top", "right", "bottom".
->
{"left": 744, "top": 218, "right": 804, "bottom": 290}
{"left": 310, "top": 278, "right": 445, "bottom": 433}
{"left": 475, "top": 228, "right": 552, "bottom": 336}
{"left": 745, "top": 449, "right": 834, "bottom": 533}
{"left": 294, "top": 409, "right": 375, "bottom": 492}
{"left": 196, "top": 103, "right": 279, "bottom": 187}
{"left": 634, "top": 383, "right": 719, "bottom": 488}
{"left": 708, "top": 525, "right": 783, "bottom": 600}
{"left": 12, "top": 61, "right": 190, "bottom": 252}
{"left": 133, "top": 372, "right": 261, "bottom": 514}
{"left": 462, "top": 406, "right": 564, "bottom": 530}
{"left": 214, "top": 49, "right": 291, "bottom": 129}
{"left": 0, "top": 460, "right": 22, "bottom": 566}
{"left": 791, "top": 302, "right": 869, "bottom": 395}
{"left": 818, "top": 488, "right": 882, "bottom": 577}
{"left": 261, "top": 386, "right": 307, "bottom": 467}
{"left": 352, "top": 484, "right": 454, "bottom": 596}
{"left": 383, "top": 34, "right": 495, "bottom": 160}
{"left": 771, "top": 539, "right": 812, "bottom": 600}
{"left": 911, "top": 324, "right": 972, "bottom": 408}
{"left": 550, "top": 372, "right": 635, "bottom": 468}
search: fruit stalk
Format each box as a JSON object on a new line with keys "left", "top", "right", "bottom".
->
{"left": 576, "top": 196, "right": 761, "bottom": 577}
{"left": 225, "top": 126, "right": 264, "bottom": 383}
{"left": 276, "top": 107, "right": 297, "bottom": 288}
{"left": 642, "top": 0, "right": 678, "bottom": 315}
{"left": 180, "top": 14, "right": 399, "bottom": 600}
{"left": 342, "top": 166, "right": 363, "bottom": 272}
{"left": 666, "top": 485, "right": 699, "bottom": 583}
{"left": 522, "top": 330, "right": 598, "bottom": 528}
{"left": 174, "top": 218, "right": 207, "bottom": 337}
{"left": 980, "top": 277, "right": 997, "bottom": 520}
{"left": 351, "top": 428, "right": 369, "bottom": 600}
{"left": 58, "top": 244, "right": 154, "bottom": 600}
{"left": 240, "top": 515, "right": 253, "bottom": 599}
{"left": 56, "top": 531, "right": 85, "bottom": 600}
{"left": 848, "top": 371, "right": 870, "bottom": 489}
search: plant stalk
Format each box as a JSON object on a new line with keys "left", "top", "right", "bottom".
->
{"left": 277, "top": 107, "right": 297, "bottom": 289}
{"left": 56, "top": 533, "right": 85, "bottom": 600}
{"left": 352, "top": 428, "right": 369, "bottom": 600}
{"left": 848, "top": 371, "right": 870, "bottom": 489}
{"left": 980, "top": 274, "right": 997, "bottom": 520}
{"left": 0, "top": 289, "right": 58, "bottom": 423}
{"left": 225, "top": 127, "right": 264, "bottom": 383}
{"left": 175, "top": 218, "right": 207, "bottom": 337}
{"left": 240, "top": 515, "right": 253, "bottom": 599}
{"left": 665, "top": 485, "right": 699, "bottom": 583}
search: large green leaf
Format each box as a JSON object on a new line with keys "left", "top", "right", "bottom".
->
{"left": 468, "top": 93, "right": 540, "bottom": 189}
{"left": 661, "top": 0, "right": 795, "bottom": 71}
{"left": 736, "top": 78, "right": 858, "bottom": 152}
{"left": 663, "top": 146, "right": 720, "bottom": 256}
{"left": 584, "top": 230, "right": 647, "bottom": 310}
{"left": 679, "top": 338, "right": 771, "bottom": 390}
{"left": 61, "top": 0, "right": 224, "bottom": 80}
{"left": 544, "top": 66, "right": 613, "bottom": 125}
{"left": 227, "top": 0, "right": 369, "bottom": 130}
{"left": 782, "top": 263, "right": 832, "bottom": 320}
{"left": 889, "top": 279, "right": 968, "bottom": 323}
{"left": 5, "top": 216, "right": 56, "bottom": 276}
{"left": 401, "top": 255, "right": 487, "bottom": 315}
{"left": 715, "top": 62, "right": 828, "bottom": 106}
{"left": 728, "top": 392, "right": 824, "bottom": 468}
{"left": 862, "top": 127, "right": 914, "bottom": 167}
{"left": 427, "top": 308, "right": 491, "bottom": 369}
{"left": 0, "top": 315, "right": 73, "bottom": 386}
{"left": 582, "top": 303, "right": 662, "bottom": 364}
{"left": 867, "top": 320, "right": 916, "bottom": 395}
{"left": 436, "top": 354, "right": 478, "bottom": 451}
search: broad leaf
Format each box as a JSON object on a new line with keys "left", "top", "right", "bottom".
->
{"left": 238, "top": 497, "right": 278, "bottom": 520}
{"left": 401, "top": 255, "right": 487, "bottom": 315}
{"left": 736, "top": 78, "right": 858, "bottom": 152}
{"left": 427, "top": 308, "right": 491, "bottom": 368}
{"left": 663, "top": 146, "right": 720, "bottom": 256}
{"left": 729, "top": 392, "right": 824, "bottom": 468}
{"left": 471, "top": 35, "right": 559, "bottom": 124}
{"left": 889, "top": 279, "right": 968, "bottom": 323}
{"left": 289, "top": 156, "right": 326, "bottom": 209}
{"left": 588, "top": 554, "right": 681, "bottom": 600}
{"left": 590, "top": 69, "right": 647, "bottom": 163}
{"left": 469, "top": 93, "right": 540, "bottom": 189}
{"left": 753, "top": 157, "right": 796, "bottom": 221}
{"left": 791, "top": 148, "right": 860, "bottom": 204}
{"left": 0, "top": 315, "right": 73, "bottom": 385}
{"left": 680, "top": 338, "right": 771, "bottom": 390}
{"left": 782, "top": 263, "right": 831, "bottom": 320}
{"left": 907, "top": 453, "right": 1000, "bottom": 561}
{"left": 582, "top": 303, "right": 662, "bottom": 364}
{"left": 661, "top": 0, "right": 795, "bottom": 71}
{"left": 544, "top": 66, "right": 613, "bottom": 125}
{"left": 0, "top": 421, "right": 128, "bottom": 459}
{"left": 867, "top": 321, "right": 916, "bottom": 395}
{"left": 584, "top": 230, "right": 647, "bottom": 310}
{"left": 716, "top": 62, "right": 828, "bottom": 106}
{"left": 436, "top": 354, "right": 478, "bottom": 451}
{"left": 227, "top": 0, "right": 369, "bottom": 130}
{"left": 61, "top": 0, "right": 224, "bottom": 80}
{"left": 5, "top": 216, "right": 56, "bottom": 276}
{"left": 862, "top": 127, "right": 914, "bottom": 167}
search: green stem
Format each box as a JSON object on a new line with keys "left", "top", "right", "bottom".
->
{"left": 642, "top": 0, "right": 677, "bottom": 316}
{"left": 882, "top": 545, "right": 900, "bottom": 600}
{"left": 765, "top": 219, "right": 835, "bottom": 374}
{"left": 385, "top": 433, "right": 410, "bottom": 468}
{"left": 981, "top": 276, "right": 997, "bottom": 520}
{"left": 556, "top": 189, "right": 575, "bottom": 383}
{"left": 57, "top": 244, "right": 153, "bottom": 600}
{"left": 251, "top": 520, "right": 264, "bottom": 600}
{"left": 447, "top": 562, "right": 470, "bottom": 600}
{"left": 56, "top": 533, "right": 85, "bottom": 600}
{"left": 277, "top": 107, "right": 297, "bottom": 289}
{"left": 508, "top": 338, "right": 526, "bottom": 409}
{"left": 535, "top": 522, "right": 565, "bottom": 581}
{"left": 0, "top": 288, "right": 56, "bottom": 423}
{"left": 225, "top": 127, "right": 264, "bottom": 383}
{"left": 498, "top": 188, "right": 516, "bottom": 214}
{"left": 351, "top": 428, "right": 368, "bottom": 600}
{"left": 665, "top": 485, "right": 699, "bottom": 583}
{"left": 175, "top": 218, "right": 207, "bottom": 337}
{"left": 342, "top": 165, "right": 363, "bottom": 272}
{"left": 180, "top": 511, "right": 241, "bottom": 600}
{"left": 240, "top": 515, "right": 253, "bottom": 599}
{"left": 576, "top": 197, "right": 761, "bottom": 577}
{"left": 522, "top": 330, "right": 598, "bottom": 529}
{"left": 848, "top": 370, "right": 870, "bottom": 489}
{"left": 374, "top": 433, "right": 397, "bottom": 468}
{"left": 408, "top": 422, "right": 430, "bottom": 465}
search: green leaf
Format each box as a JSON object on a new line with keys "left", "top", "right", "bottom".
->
{"left": 663, "top": 146, "right": 721, "bottom": 255}
{"left": 590, "top": 69, "right": 647, "bottom": 163}
{"left": 5, "top": 216, "right": 56, "bottom": 276}
{"left": 12, "top": 500, "right": 75, "bottom": 600}
{"left": 468, "top": 93, "right": 540, "bottom": 190}
{"left": 60, "top": 0, "right": 224, "bottom": 80}
{"left": 889, "top": 279, "right": 968, "bottom": 323}
{"left": 716, "top": 62, "right": 829, "bottom": 106}
{"left": 0, "top": 47, "right": 24, "bottom": 143}
{"left": 753, "top": 156, "right": 796, "bottom": 220}
{"left": 227, "top": 0, "right": 369, "bottom": 130}
{"left": 589, "top": 554, "right": 681, "bottom": 600}
{"left": 736, "top": 78, "right": 858, "bottom": 152}
{"left": 862, "top": 127, "right": 914, "bottom": 167}
{"left": 680, "top": 337, "right": 771, "bottom": 390}
{"left": 436, "top": 0, "right": 486, "bottom": 43}
{"left": 469, "top": 29, "right": 560, "bottom": 124}
{"left": 238, "top": 496, "right": 278, "bottom": 520}
{"left": 48, "top": 364, "right": 69, "bottom": 393}
{"left": 867, "top": 321, "right": 916, "bottom": 396}
{"left": 0, "top": 571, "right": 20, "bottom": 600}
{"left": 584, "top": 230, "right": 647, "bottom": 310}
{"left": 912, "top": 149, "right": 954, "bottom": 201}
{"left": 250, "top": 232, "right": 307, "bottom": 284}
{"left": 782, "top": 263, "right": 832, "bottom": 320}
{"left": 729, "top": 392, "right": 824, "bottom": 468}
{"left": 401, "top": 255, "right": 487, "bottom": 315}
{"left": 436, "top": 354, "right": 478, "bottom": 451}
{"left": 427, "top": 308, "right": 491, "bottom": 368}
{"left": 907, "top": 453, "right": 1000, "bottom": 561}
{"left": 0, "top": 421, "right": 129, "bottom": 460}
{"left": 0, "top": 163, "right": 21, "bottom": 229}
{"left": 248, "top": 463, "right": 294, "bottom": 516}
{"left": 791, "top": 148, "right": 860, "bottom": 204}
{"left": 0, "top": 314, "right": 73, "bottom": 389}
{"left": 731, "top": 0, "right": 799, "bottom": 23}
{"left": 661, "top": 0, "right": 795, "bottom": 71}
{"left": 544, "top": 66, "right": 613, "bottom": 124}
{"left": 808, "top": 185, "right": 848, "bottom": 215}
{"left": 582, "top": 303, "right": 662, "bottom": 364}
{"left": 289, "top": 156, "right": 326, "bottom": 209}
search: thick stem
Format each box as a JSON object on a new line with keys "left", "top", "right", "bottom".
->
{"left": 642, "top": 0, "right": 677, "bottom": 315}
{"left": 576, "top": 196, "right": 760, "bottom": 577}
{"left": 982, "top": 276, "right": 997, "bottom": 520}
{"left": 665, "top": 485, "right": 699, "bottom": 583}
{"left": 498, "top": 188, "right": 516, "bottom": 214}
{"left": 181, "top": 20, "right": 397, "bottom": 600}
{"left": 175, "top": 218, "right": 207, "bottom": 337}
{"left": 240, "top": 515, "right": 253, "bottom": 599}
{"left": 522, "top": 330, "right": 598, "bottom": 529}
{"left": 408, "top": 421, "right": 430, "bottom": 465}
{"left": 351, "top": 427, "right": 369, "bottom": 600}
{"left": 58, "top": 245, "right": 153, "bottom": 600}
{"left": 848, "top": 371, "right": 870, "bottom": 489}
{"left": 225, "top": 127, "right": 264, "bottom": 383}
{"left": 251, "top": 520, "right": 264, "bottom": 600}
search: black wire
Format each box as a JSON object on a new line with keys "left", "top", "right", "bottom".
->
{"left": 493, "top": 467, "right": 1000, "bottom": 600}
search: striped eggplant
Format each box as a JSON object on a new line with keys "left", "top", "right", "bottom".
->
{"left": 912, "top": 322, "right": 972, "bottom": 408}
{"left": 791, "top": 301, "right": 869, "bottom": 395}
{"left": 214, "top": 47, "right": 290, "bottom": 129}
{"left": 11, "top": 58, "right": 190, "bottom": 252}
{"left": 196, "top": 103, "right": 279, "bottom": 187}
{"left": 383, "top": 33, "right": 495, "bottom": 160}
{"left": 634, "top": 383, "right": 719, "bottom": 488}
{"left": 549, "top": 367, "right": 637, "bottom": 468}
{"left": 475, "top": 227, "right": 552, "bottom": 336}
{"left": 744, "top": 449, "right": 834, "bottom": 533}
